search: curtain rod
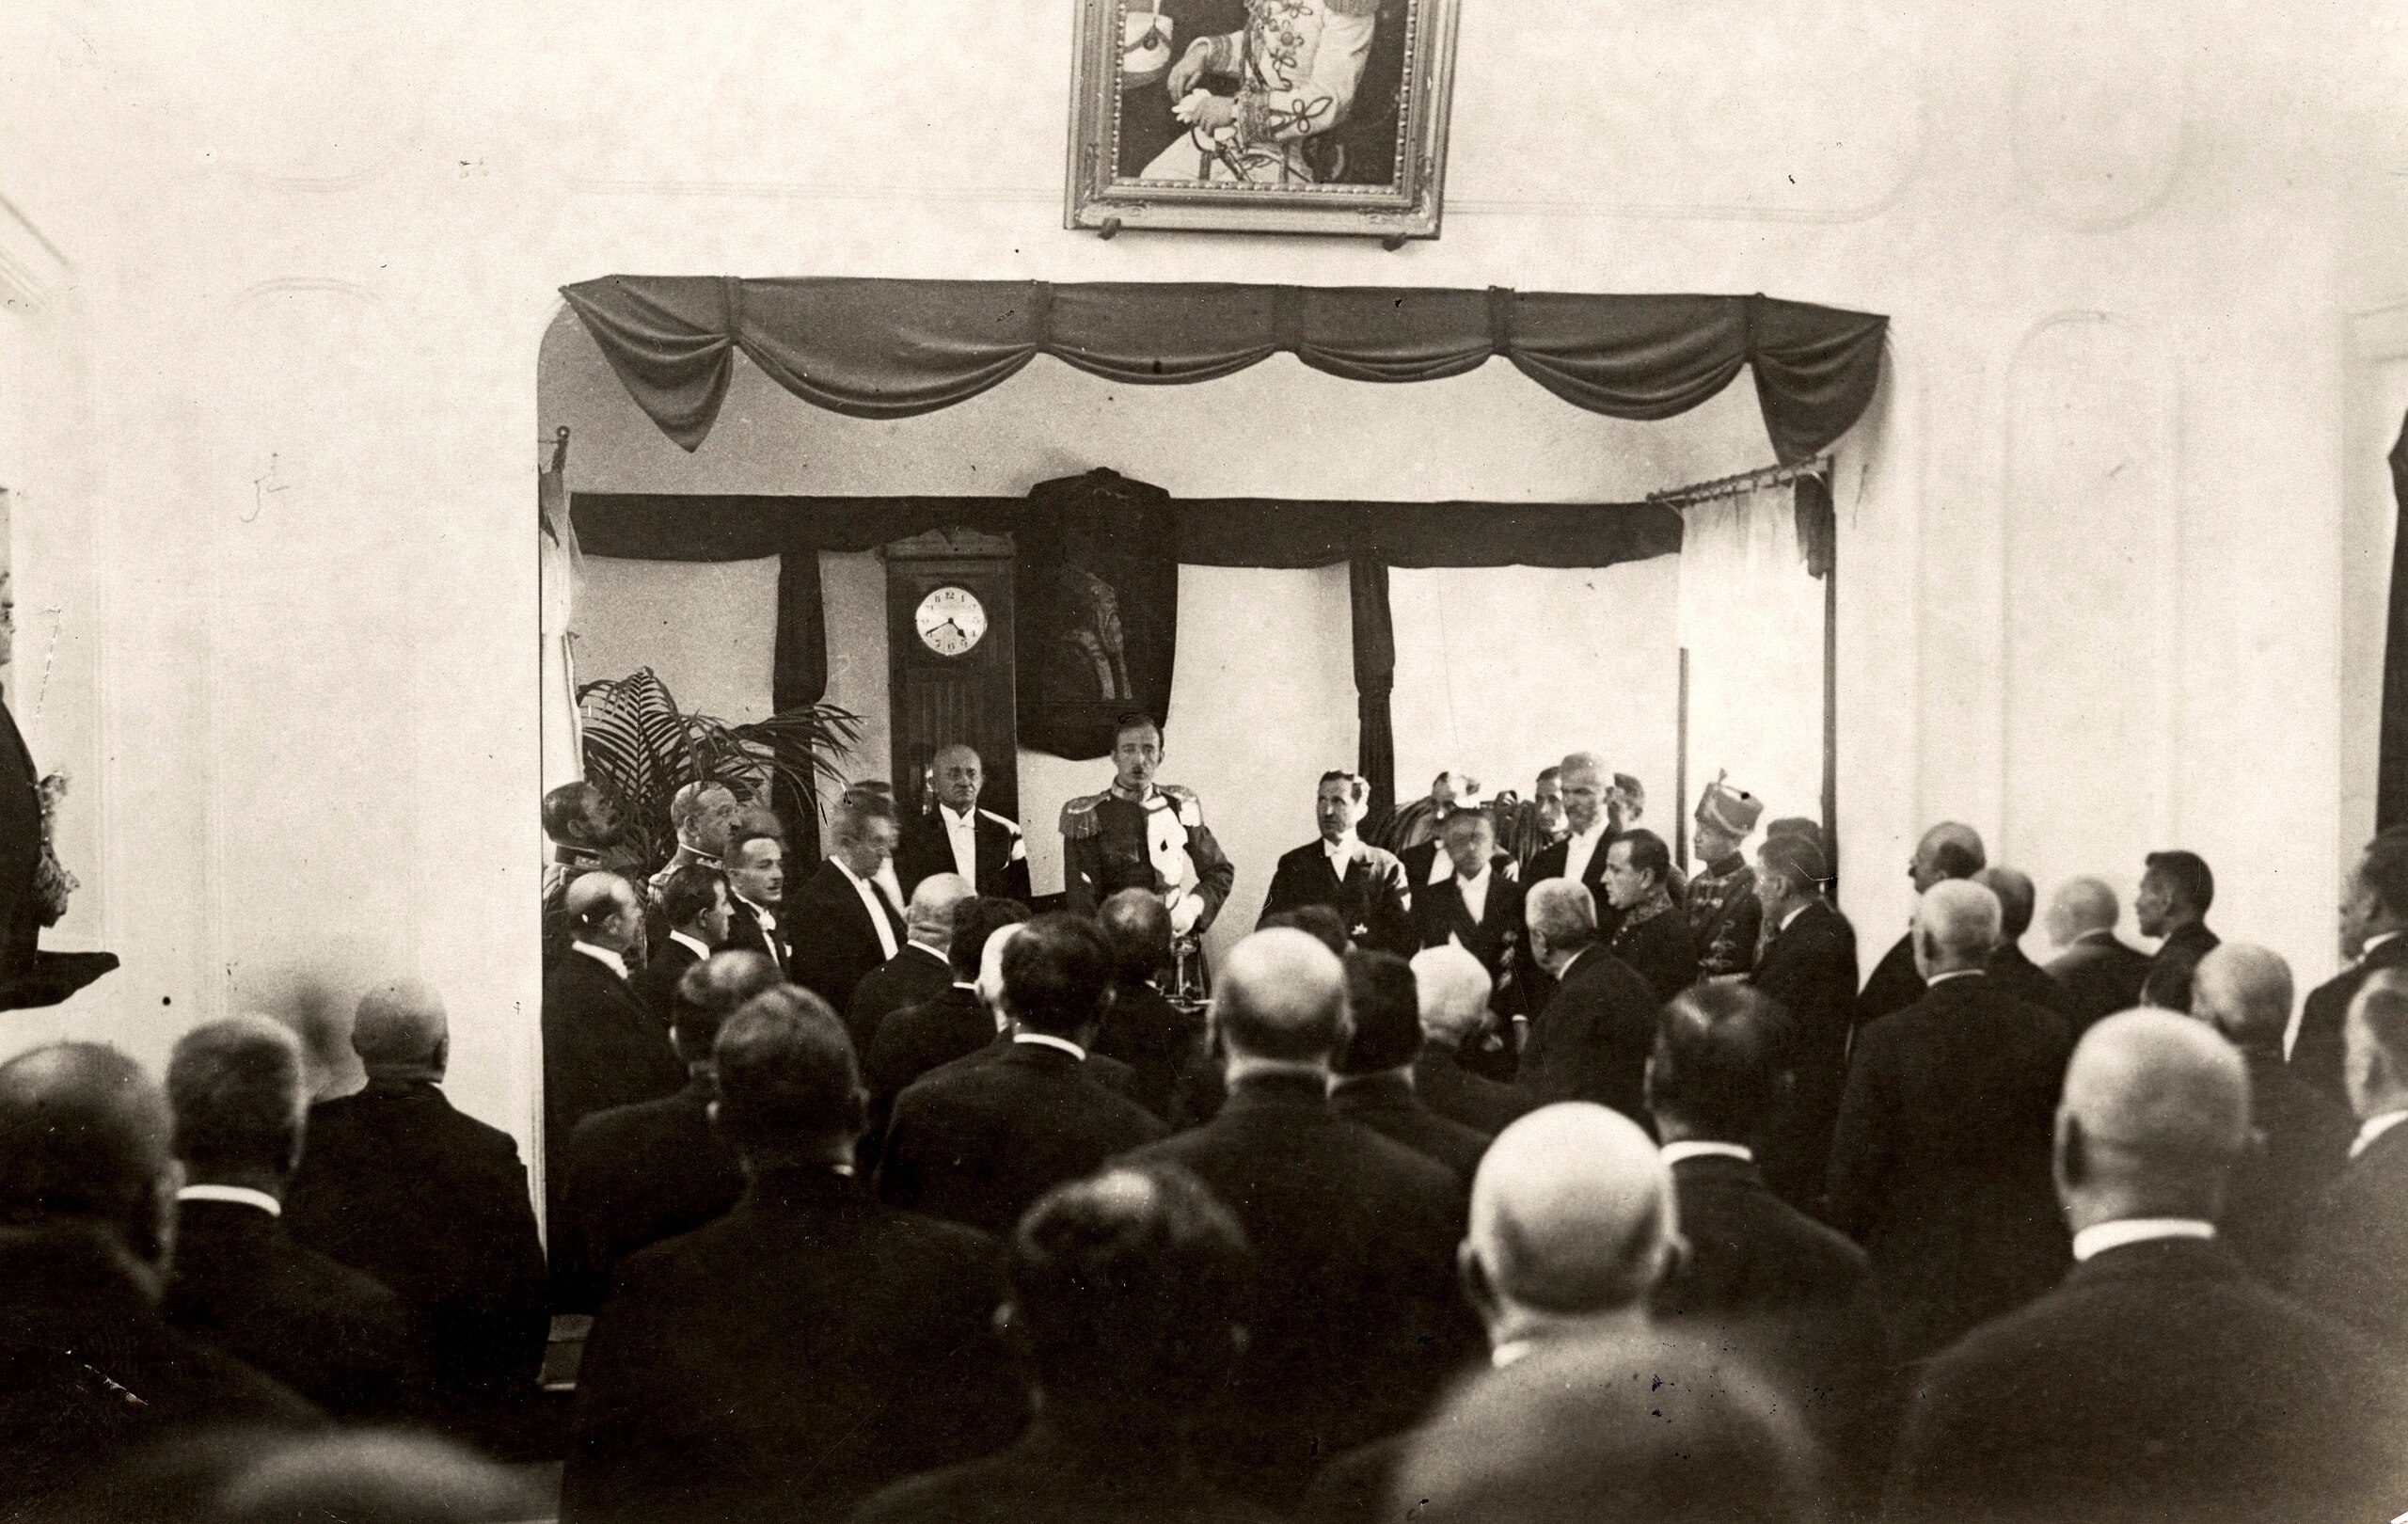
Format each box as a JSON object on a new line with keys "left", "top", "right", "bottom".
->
{"left": 1647, "top": 454, "right": 1830, "bottom": 509}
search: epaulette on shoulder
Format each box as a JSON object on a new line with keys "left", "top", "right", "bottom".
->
{"left": 979, "top": 807, "right": 1023, "bottom": 835}
{"left": 1059, "top": 794, "right": 1106, "bottom": 839}
{"left": 1160, "top": 783, "right": 1203, "bottom": 825}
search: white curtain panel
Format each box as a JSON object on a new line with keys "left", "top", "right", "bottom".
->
{"left": 1676, "top": 483, "right": 1825, "bottom": 867}
{"left": 538, "top": 461, "right": 585, "bottom": 791}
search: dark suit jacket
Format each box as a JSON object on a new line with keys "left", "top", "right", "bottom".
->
{"left": 1259, "top": 838, "right": 1416, "bottom": 956}
{"left": 1608, "top": 900, "right": 1699, "bottom": 1004}
{"left": 2043, "top": 930, "right": 2151, "bottom": 1036}
{"left": 543, "top": 946, "right": 685, "bottom": 1228}
{"left": 2221, "top": 1048, "right": 2353, "bottom": 1279}
{"left": 1855, "top": 929, "right": 1923, "bottom": 1030}
{"left": 878, "top": 1038, "right": 1167, "bottom": 1237}
{"left": 1826, "top": 974, "right": 2072, "bottom": 1361}
{"left": 631, "top": 933, "right": 704, "bottom": 1032}
{"left": 2139, "top": 919, "right": 2219, "bottom": 1010}
{"left": 895, "top": 805, "right": 1032, "bottom": 902}
{"left": 284, "top": 1078, "right": 550, "bottom": 1428}
{"left": 1091, "top": 976, "right": 1208, "bottom": 1120}
{"left": 865, "top": 985, "right": 994, "bottom": 1120}
{"left": 1329, "top": 1071, "right": 1489, "bottom": 1184}
{"left": 1396, "top": 842, "right": 1515, "bottom": 896}
{"left": 1891, "top": 1237, "right": 2405, "bottom": 1524}
{"left": 721, "top": 896, "right": 789, "bottom": 976}
{"left": 1412, "top": 869, "right": 1529, "bottom": 1016}
{"left": 562, "top": 1167, "right": 1024, "bottom": 1524}
{"left": 2292, "top": 932, "right": 2408, "bottom": 1103}
{"left": 0, "top": 1224, "right": 322, "bottom": 1519}
{"left": 164, "top": 1198, "right": 418, "bottom": 1421}
{"left": 1984, "top": 943, "right": 2077, "bottom": 1024}
{"left": 1516, "top": 944, "right": 1661, "bottom": 1121}
{"left": 1751, "top": 897, "right": 1861, "bottom": 1209}
{"left": 557, "top": 1080, "right": 746, "bottom": 1313}
{"left": 1412, "top": 1042, "right": 1537, "bottom": 1136}
{"left": 789, "top": 859, "right": 906, "bottom": 1011}
{"left": 1117, "top": 1072, "right": 1477, "bottom": 1509}
{"left": 847, "top": 943, "right": 955, "bottom": 1056}
{"left": 1522, "top": 830, "right": 1616, "bottom": 918}
{"left": 853, "top": 1421, "right": 1277, "bottom": 1524}
{"left": 2287, "top": 1118, "right": 2408, "bottom": 1353}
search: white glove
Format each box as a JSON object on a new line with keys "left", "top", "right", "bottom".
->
{"left": 1168, "top": 892, "right": 1205, "bottom": 938}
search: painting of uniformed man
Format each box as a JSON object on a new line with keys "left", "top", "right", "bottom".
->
{"left": 1114, "top": 0, "right": 1408, "bottom": 187}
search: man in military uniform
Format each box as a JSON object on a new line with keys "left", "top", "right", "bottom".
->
{"left": 1685, "top": 773, "right": 1765, "bottom": 979}
{"left": 1061, "top": 713, "right": 1234, "bottom": 941}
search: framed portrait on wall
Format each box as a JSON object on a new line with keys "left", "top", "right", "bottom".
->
{"left": 1065, "top": 0, "right": 1461, "bottom": 243}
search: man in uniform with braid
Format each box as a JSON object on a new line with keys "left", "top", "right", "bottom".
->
{"left": 1686, "top": 773, "right": 1766, "bottom": 978}
{"left": 1061, "top": 714, "right": 1236, "bottom": 955}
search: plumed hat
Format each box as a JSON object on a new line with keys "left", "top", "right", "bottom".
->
{"left": 1695, "top": 772, "right": 1764, "bottom": 835}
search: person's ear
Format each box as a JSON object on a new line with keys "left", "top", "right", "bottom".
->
{"left": 2054, "top": 1109, "right": 2087, "bottom": 1195}
{"left": 279, "top": 1121, "right": 306, "bottom": 1181}
{"left": 1458, "top": 1239, "right": 1498, "bottom": 1326}
{"left": 993, "top": 1298, "right": 1033, "bottom": 1360}
{"left": 842, "top": 1086, "right": 869, "bottom": 1140}
{"left": 135, "top": 1158, "right": 185, "bottom": 1277}
{"left": 431, "top": 1036, "right": 450, "bottom": 1076}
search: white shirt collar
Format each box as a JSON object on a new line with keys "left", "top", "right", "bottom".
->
{"left": 178, "top": 1183, "right": 281, "bottom": 1217}
{"left": 2071, "top": 1217, "right": 2215, "bottom": 1262}
{"left": 1568, "top": 821, "right": 1608, "bottom": 847}
{"left": 1490, "top": 1340, "right": 1535, "bottom": 1370}
{"left": 2353, "top": 1109, "right": 2408, "bottom": 1159}
{"left": 1458, "top": 863, "right": 1492, "bottom": 893}
{"left": 1779, "top": 901, "right": 1811, "bottom": 932}
{"left": 2075, "top": 928, "right": 2122, "bottom": 947}
{"left": 733, "top": 892, "right": 779, "bottom": 930}
{"left": 831, "top": 855, "right": 870, "bottom": 890}
{"left": 1660, "top": 1140, "right": 1753, "bottom": 1167}
{"left": 1925, "top": 968, "right": 1984, "bottom": 986}
{"left": 906, "top": 939, "right": 946, "bottom": 962}
{"left": 1013, "top": 1032, "right": 1087, "bottom": 1061}
{"left": 1323, "top": 834, "right": 1357, "bottom": 868}
{"left": 941, "top": 802, "right": 977, "bottom": 828}
{"left": 2364, "top": 930, "right": 2406, "bottom": 960}
{"left": 572, "top": 942, "right": 629, "bottom": 981}
{"left": 669, "top": 929, "right": 713, "bottom": 960}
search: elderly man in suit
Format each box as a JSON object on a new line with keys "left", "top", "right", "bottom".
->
{"left": 1522, "top": 752, "right": 1618, "bottom": 925}
{"left": 634, "top": 863, "right": 729, "bottom": 1029}
{"left": 1120, "top": 928, "right": 1473, "bottom": 1509}
{"left": 1413, "top": 808, "right": 1529, "bottom": 1025}
{"left": 1603, "top": 828, "right": 1699, "bottom": 1003}
{"left": 1828, "top": 880, "right": 2071, "bottom": 1363}
{"left": 1329, "top": 949, "right": 1489, "bottom": 1183}
{"left": 1259, "top": 770, "right": 1415, "bottom": 955}
{"left": 556, "top": 950, "right": 780, "bottom": 1310}
{"left": 790, "top": 792, "right": 909, "bottom": 1010}
{"left": 562, "top": 987, "right": 1024, "bottom": 1524}
{"left": 2288, "top": 967, "right": 2408, "bottom": 1354}
{"left": 1891, "top": 1011, "right": 2405, "bottom": 1524}
{"left": 2293, "top": 828, "right": 2408, "bottom": 1102}
{"left": 163, "top": 1017, "right": 416, "bottom": 1421}
{"left": 1856, "top": 822, "right": 1987, "bottom": 1030}
{"left": 1748, "top": 832, "right": 1861, "bottom": 1210}
{"left": 848, "top": 872, "right": 974, "bottom": 1056}
{"left": 863, "top": 897, "right": 1031, "bottom": 1141}
{"left": 2041, "top": 875, "right": 2151, "bottom": 1035}
{"left": 2189, "top": 944, "right": 2353, "bottom": 1279}
{"left": 543, "top": 873, "right": 684, "bottom": 1231}
{"left": 1410, "top": 944, "right": 1535, "bottom": 1135}
{"left": 1516, "top": 878, "right": 1661, "bottom": 1120}
{"left": 878, "top": 913, "right": 1166, "bottom": 1238}
{"left": 895, "top": 744, "right": 1031, "bottom": 902}
{"left": 1974, "top": 865, "right": 2078, "bottom": 1024}
{"left": 2136, "top": 848, "right": 2220, "bottom": 1010}
{"left": 286, "top": 981, "right": 548, "bottom": 1447}
{"left": 0, "top": 1043, "right": 319, "bottom": 1517}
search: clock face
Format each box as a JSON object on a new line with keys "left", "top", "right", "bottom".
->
{"left": 914, "top": 584, "right": 988, "bottom": 657}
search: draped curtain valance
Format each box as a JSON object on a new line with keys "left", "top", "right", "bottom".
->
{"left": 559, "top": 277, "right": 1887, "bottom": 466}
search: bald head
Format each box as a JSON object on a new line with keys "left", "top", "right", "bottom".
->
{"left": 563, "top": 871, "right": 643, "bottom": 955}
{"left": 976, "top": 923, "right": 1025, "bottom": 1020}
{"left": 2058, "top": 1011, "right": 2248, "bottom": 1228}
{"left": 1212, "top": 928, "right": 1349, "bottom": 1065}
{"left": 1974, "top": 866, "right": 2037, "bottom": 944}
{"left": 1913, "top": 879, "right": 2002, "bottom": 976}
{"left": 1466, "top": 1104, "right": 1677, "bottom": 1324}
{"left": 2046, "top": 876, "right": 2121, "bottom": 949}
{"left": 905, "top": 873, "right": 974, "bottom": 950}
{"left": 2190, "top": 944, "right": 2292, "bottom": 1053}
{"left": 0, "top": 1042, "right": 178, "bottom": 1273}
{"left": 352, "top": 978, "right": 449, "bottom": 1079}
{"left": 1911, "top": 821, "right": 1987, "bottom": 893}
{"left": 1413, "top": 944, "right": 1495, "bottom": 1047}
{"left": 2346, "top": 968, "right": 2408, "bottom": 1119}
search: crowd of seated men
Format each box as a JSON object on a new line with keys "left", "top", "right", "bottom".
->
{"left": 8, "top": 746, "right": 2408, "bottom": 1524}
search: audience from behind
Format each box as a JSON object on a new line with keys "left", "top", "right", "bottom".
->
{"left": 2040, "top": 876, "right": 2151, "bottom": 1034}
{"left": 0, "top": 1042, "right": 318, "bottom": 1517}
{"left": 1973, "top": 865, "right": 2079, "bottom": 1024}
{"left": 1260, "top": 903, "right": 1350, "bottom": 957}
{"left": 636, "top": 863, "right": 731, "bottom": 1028}
{"left": 1601, "top": 829, "right": 1698, "bottom": 1002}
{"left": 1857, "top": 822, "right": 1987, "bottom": 1030}
{"left": 790, "top": 792, "right": 910, "bottom": 1011}
{"left": 2294, "top": 828, "right": 2408, "bottom": 1102}
{"left": 862, "top": 897, "right": 1032, "bottom": 1145}
{"left": 562, "top": 986, "right": 1023, "bottom": 1524}
{"left": 853, "top": 1166, "right": 1274, "bottom": 1524}
{"left": 284, "top": 980, "right": 548, "bottom": 1450}
{"left": 162, "top": 1016, "right": 418, "bottom": 1421}
{"left": 1090, "top": 887, "right": 1210, "bottom": 1120}
{"left": 1828, "top": 879, "right": 2073, "bottom": 1362}
{"left": 1411, "top": 808, "right": 1529, "bottom": 1056}
{"left": 1515, "top": 877, "right": 1660, "bottom": 1119}
{"left": 1746, "top": 830, "right": 1860, "bottom": 1210}
{"left": 2188, "top": 945, "right": 2353, "bottom": 1277}
{"left": 1120, "top": 929, "right": 1475, "bottom": 1508}
{"left": 848, "top": 871, "right": 974, "bottom": 1056}
{"left": 1684, "top": 774, "right": 1766, "bottom": 979}
{"left": 878, "top": 913, "right": 1166, "bottom": 1236}
{"left": 2136, "top": 849, "right": 2220, "bottom": 1010}
{"left": 1329, "top": 948, "right": 1490, "bottom": 1183}
{"left": 719, "top": 822, "right": 792, "bottom": 976}
{"left": 1409, "top": 944, "right": 1536, "bottom": 1135}
{"left": 556, "top": 949, "right": 777, "bottom": 1310}
{"left": 1891, "top": 1011, "right": 2405, "bottom": 1524}
{"left": 2287, "top": 967, "right": 2408, "bottom": 1354}
{"left": 543, "top": 872, "right": 684, "bottom": 1236}
{"left": 128, "top": 1429, "right": 546, "bottom": 1524}
{"left": 1644, "top": 985, "right": 1891, "bottom": 1506}
{"left": 1257, "top": 770, "right": 1417, "bottom": 956}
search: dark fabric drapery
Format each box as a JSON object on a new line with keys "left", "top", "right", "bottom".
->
{"left": 2380, "top": 412, "right": 2408, "bottom": 830}
{"left": 561, "top": 278, "right": 1887, "bottom": 468}
{"left": 1349, "top": 560, "right": 1399, "bottom": 822}
{"left": 1015, "top": 471, "right": 1180, "bottom": 760}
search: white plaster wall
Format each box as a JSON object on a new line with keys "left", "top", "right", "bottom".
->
{"left": 0, "top": 0, "right": 2395, "bottom": 1164}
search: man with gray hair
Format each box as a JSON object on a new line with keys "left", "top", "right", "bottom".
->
{"left": 895, "top": 743, "right": 1030, "bottom": 901}
{"left": 1515, "top": 877, "right": 1660, "bottom": 1119}
{"left": 1411, "top": 943, "right": 1535, "bottom": 1135}
{"left": 790, "top": 788, "right": 910, "bottom": 1012}
{"left": 847, "top": 871, "right": 974, "bottom": 1056}
{"left": 1857, "top": 821, "right": 1988, "bottom": 1031}
{"left": 1827, "top": 878, "right": 2073, "bottom": 1361}
{"left": 286, "top": 979, "right": 548, "bottom": 1446}
{"left": 2042, "top": 874, "right": 2151, "bottom": 1028}
{"left": 1892, "top": 1012, "right": 2405, "bottom": 1523}
{"left": 1523, "top": 752, "right": 1619, "bottom": 923}
{"left": 164, "top": 1016, "right": 417, "bottom": 1419}
{"left": 647, "top": 779, "right": 740, "bottom": 898}
{"left": 2189, "top": 944, "right": 2353, "bottom": 1278}
{"left": 2288, "top": 967, "right": 2408, "bottom": 1355}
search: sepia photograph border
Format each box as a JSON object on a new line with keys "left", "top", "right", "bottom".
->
{"left": 1064, "top": 0, "right": 1461, "bottom": 242}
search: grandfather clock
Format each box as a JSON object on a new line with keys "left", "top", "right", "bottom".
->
{"left": 885, "top": 529, "right": 1019, "bottom": 822}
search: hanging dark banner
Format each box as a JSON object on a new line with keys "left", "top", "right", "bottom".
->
{"left": 1015, "top": 469, "right": 1180, "bottom": 760}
